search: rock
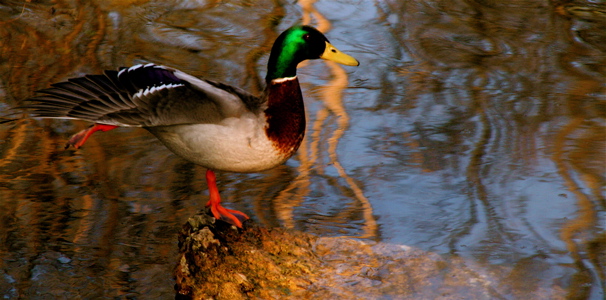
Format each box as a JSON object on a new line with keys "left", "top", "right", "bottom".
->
{"left": 175, "top": 212, "right": 568, "bottom": 299}
{"left": 174, "top": 212, "right": 320, "bottom": 300}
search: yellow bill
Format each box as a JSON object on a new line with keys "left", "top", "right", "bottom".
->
{"left": 320, "top": 42, "right": 360, "bottom": 66}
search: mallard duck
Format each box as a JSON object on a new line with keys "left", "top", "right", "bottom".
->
{"left": 15, "top": 25, "right": 359, "bottom": 228}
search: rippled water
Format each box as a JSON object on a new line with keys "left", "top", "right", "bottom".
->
{"left": 0, "top": 0, "right": 604, "bottom": 299}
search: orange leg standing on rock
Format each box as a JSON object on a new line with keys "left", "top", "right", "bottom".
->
{"left": 205, "top": 169, "right": 250, "bottom": 228}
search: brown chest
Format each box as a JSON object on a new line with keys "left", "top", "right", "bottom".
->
{"left": 264, "top": 78, "right": 306, "bottom": 157}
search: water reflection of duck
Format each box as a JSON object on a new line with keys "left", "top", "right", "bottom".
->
{"left": 14, "top": 25, "right": 359, "bottom": 228}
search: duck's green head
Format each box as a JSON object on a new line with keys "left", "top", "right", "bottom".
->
{"left": 266, "top": 25, "right": 359, "bottom": 81}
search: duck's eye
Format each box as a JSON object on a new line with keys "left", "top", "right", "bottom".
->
{"left": 303, "top": 34, "right": 310, "bottom": 40}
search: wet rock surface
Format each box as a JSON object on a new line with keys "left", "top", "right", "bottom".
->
{"left": 174, "top": 212, "right": 319, "bottom": 299}
{"left": 175, "top": 213, "right": 568, "bottom": 299}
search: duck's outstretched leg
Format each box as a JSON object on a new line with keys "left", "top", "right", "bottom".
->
{"left": 66, "top": 124, "right": 118, "bottom": 149}
{"left": 205, "top": 169, "right": 249, "bottom": 228}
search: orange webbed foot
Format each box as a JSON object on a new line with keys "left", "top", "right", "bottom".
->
{"left": 205, "top": 169, "right": 249, "bottom": 228}
{"left": 206, "top": 202, "right": 250, "bottom": 228}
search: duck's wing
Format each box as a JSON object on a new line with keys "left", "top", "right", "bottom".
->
{"left": 18, "top": 64, "right": 261, "bottom": 127}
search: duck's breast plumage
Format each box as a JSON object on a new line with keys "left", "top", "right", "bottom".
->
{"left": 264, "top": 77, "right": 306, "bottom": 156}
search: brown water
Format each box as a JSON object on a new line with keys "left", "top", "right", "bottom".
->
{"left": 0, "top": 0, "right": 604, "bottom": 299}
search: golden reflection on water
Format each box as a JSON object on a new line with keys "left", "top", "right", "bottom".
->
{"left": 317, "top": 59, "right": 377, "bottom": 239}
{"left": 554, "top": 80, "right": 605, "bottom": 298}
